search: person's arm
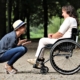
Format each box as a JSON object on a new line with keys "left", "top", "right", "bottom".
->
{"left": 17, "top": 38, "right": 27, "bottom": 46}
{"left": 17, "top": 38, "right": 31, "bottom": 46}
{"left": 48, "top": 33, "right": 54, "bottom": 38}
{"left": 48, "top": 32, "right": 63, "bottom": 39}
{"left": 48, "top": 18, "right": 70, "bottom": 39}
{"left": 52, "top": 32, "right": 63, "bottom": 39}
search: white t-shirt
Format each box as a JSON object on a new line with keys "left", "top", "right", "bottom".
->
{"left": 58, "top": 17, "right": 77, "bottom": 39}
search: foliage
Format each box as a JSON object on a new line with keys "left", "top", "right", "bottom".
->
{"left": 30, "top": 16, "right": 64, "bottom": 38}
{"left": 48, "top": 16, "right": 63, "bottom": 33}
{"left": 1, "top": 0, "right": 80, "bottom": 39}
{"left": 30, "top": 24, "right": 44, "bottom": 38}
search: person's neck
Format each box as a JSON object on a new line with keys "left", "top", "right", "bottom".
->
{"left": 15, "top": 30, "right": 21, "bottom": 38}
{"left": 64, "top": 15, "right": 70, "bottom": 19}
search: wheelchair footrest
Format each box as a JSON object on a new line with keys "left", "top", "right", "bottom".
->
{"left": 33, "top": 64, "right": 41, "bottom": 69}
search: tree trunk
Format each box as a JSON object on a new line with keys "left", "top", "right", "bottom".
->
{"left": 13, "top": 0, "right": 19, "bottom": 22}
{"left": 0, "top": 0, "right": 6, "bottom": 39}
{"left": 43, "top": 0, "right": 48, "bottom": 37}
{"left": 7, "top": 0, "right": 12, "bottom": 32}
{"left": 26, "top": 9, "right": 30, "bottom": 39}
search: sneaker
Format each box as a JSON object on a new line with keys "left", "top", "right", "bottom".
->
{"left": 27, "top": 59, "right": 36, "bottom": 65}
{"left": 27, "top": 58, "right": 45, "bottom": 64}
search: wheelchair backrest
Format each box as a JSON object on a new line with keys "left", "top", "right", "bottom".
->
{"left": 71, "top": 28, "right": 77, "bottom": 41}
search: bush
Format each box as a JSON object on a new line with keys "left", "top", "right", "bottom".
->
{"left": 30, "top": 16, "right": 64, "bottom": 39}
{"left": 48, "top": 16, "right": 63, "bottom": 33}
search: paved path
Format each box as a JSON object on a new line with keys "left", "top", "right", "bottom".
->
{"left": 0, "top": 48, "right": 80, "bottom": 80}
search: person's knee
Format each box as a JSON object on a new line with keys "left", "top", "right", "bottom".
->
{"left": 20, "top": 46, "right": 28, "bottom": 53}
{"left": 23, "top": 46, "right": 28, "bottom": 53}
{"left": 39, "top": 38, "right": 44, "bottom": 44}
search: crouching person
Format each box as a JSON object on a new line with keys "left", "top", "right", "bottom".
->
{"left": 0, "top": 20, "right": 31, "bottom": 74}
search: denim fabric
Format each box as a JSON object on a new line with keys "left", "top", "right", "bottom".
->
{"left": 0, "top": 46, "right": 27, "bottom": 66}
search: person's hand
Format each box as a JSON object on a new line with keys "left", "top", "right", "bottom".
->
{"left": 17, "top": 38, "right": 29, "bottom": 46}
{"left": 22, "top": 41, "right": 31, "bottom": 46}
{"left": 48, "top": 33, "right": 53, "bottom": 38}
{"left": 19, "top": 38, "right": 27, "bottom": 43}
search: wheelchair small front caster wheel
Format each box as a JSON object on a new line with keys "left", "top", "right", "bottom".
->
{"left": 40, "top": 66, "right": 49, "bottom": 74}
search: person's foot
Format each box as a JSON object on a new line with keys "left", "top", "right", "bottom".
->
{"left": 27, "top": 58, "right": 45, "bottom": 65}
{"left": 11, "top": 66, "right": 18, "bottom": 71}
{"left": 5, "top": 64, "right": 17, "bottom": 74}
{"left": 27, "top": 58, "right": 45, "bottom": 69}
{"left": 27, "top": 58, "right": 42, "bottom": 69}
{"left": 27, "top": 59, "right": 36, "bottom": 65}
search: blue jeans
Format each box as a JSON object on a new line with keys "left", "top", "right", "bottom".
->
{"left": 0, "top": 46, "right": 27, "bottom": 66}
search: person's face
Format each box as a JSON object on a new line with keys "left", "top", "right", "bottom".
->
{"left": 62, "top": 9, "right": 69, "bottom": 19}
{"left": 19, "top": 25, "right": 26, "bottom": 34}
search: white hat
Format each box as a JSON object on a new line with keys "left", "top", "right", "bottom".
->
{"left": 13, "top": 19, "right": 26, "bottom": 30}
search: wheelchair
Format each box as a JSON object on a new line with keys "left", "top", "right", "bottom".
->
{"left": 33, "top": 28, "right": 80, "bottom": 75}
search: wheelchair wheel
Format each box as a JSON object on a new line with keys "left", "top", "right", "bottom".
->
{"left": 40, "top": 66, "right": 49, "bottom": 74}
{"left": 50, "top": 40, "right": 80, "bottom": 75}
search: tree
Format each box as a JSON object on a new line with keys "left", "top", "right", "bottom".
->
{"left": 43, "top": 0, "right": 48, "bottom": 37}
{"left": 7, "top": 0, "right": 13, "bottom": 32}
{"left": 5, "top": 0, "right": 80, "bottom": 39}
{"left": 0, "top": 0, "right": 6, "bottom": 39}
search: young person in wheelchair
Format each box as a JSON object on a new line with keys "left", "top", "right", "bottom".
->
{"left": 27, "top": 5, "right": 78, "bottom": 68}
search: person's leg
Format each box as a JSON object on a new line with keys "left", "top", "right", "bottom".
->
{"left": 35, "top": 38, "right": 57, "bottom": 58}
{"left": 0, "top": 46, "right": 27, "bottom": 65}
{"left": 0, "top": 46, "right": 27, "bottom": 74}
{"left": 8, "top": 46, "right": 27, "bottom": 66}
{"left": 27, "top": 38, "right": 57, "bottom": 65}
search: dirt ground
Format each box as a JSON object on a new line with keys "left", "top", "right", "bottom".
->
{"left": 0, "top": 42, "right": 80, "bottom": 80}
